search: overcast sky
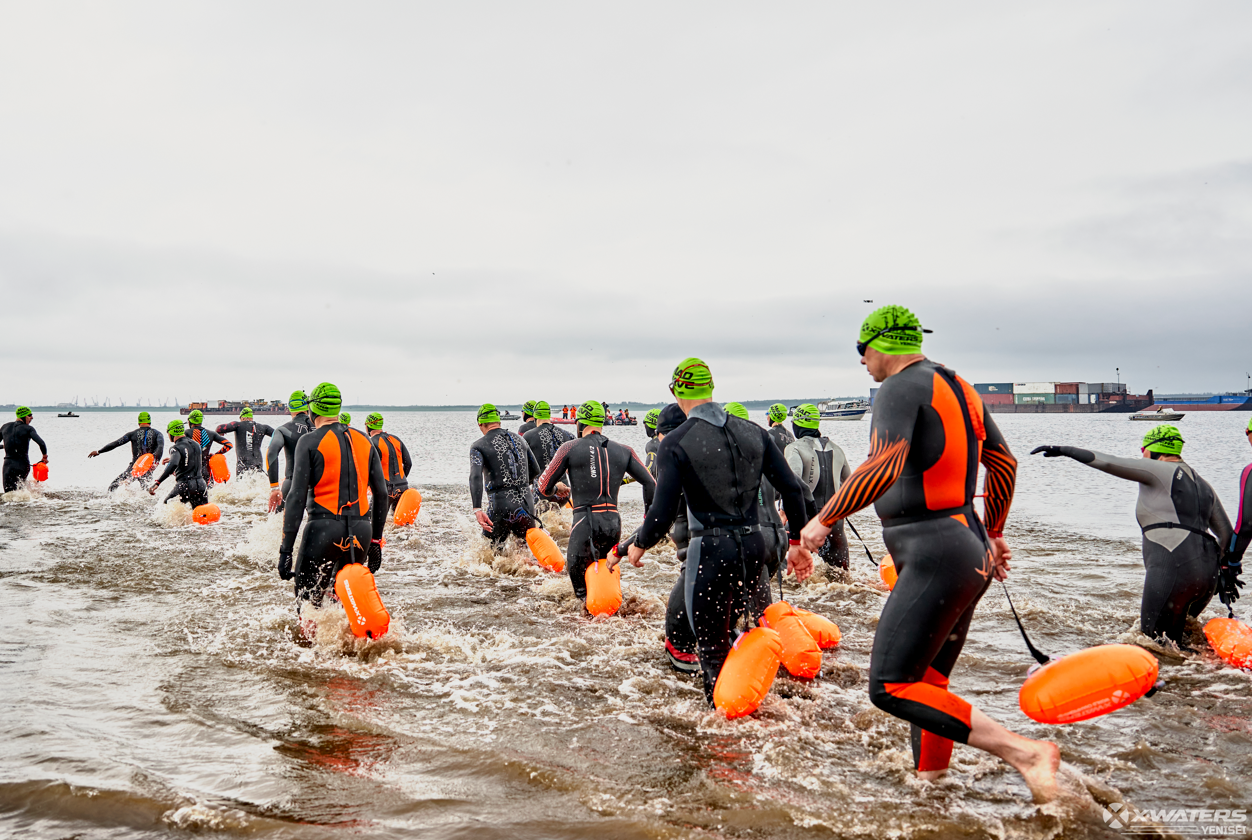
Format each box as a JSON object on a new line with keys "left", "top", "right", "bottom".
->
{"left": 2, "top": 2, "right": 1249, "bottom": 406}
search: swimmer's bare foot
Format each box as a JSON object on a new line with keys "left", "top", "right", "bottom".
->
{"left": 918, "top": 769, "right": 948, "bottom": 783}
{"left": 1019, "top": 740, "right": 1061, "bottom": 803}
{"left": 967, "top": 707, "right": 1061, "bottom": 803}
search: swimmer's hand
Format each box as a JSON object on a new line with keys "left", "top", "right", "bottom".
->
{"left": 1030, "top": 445, "right": 1065, "bottom": 458}
{"left": 474, "top": 508, "right": 493, "bottom": 533}
{"left": 161, "top": 457, "right": 170, "bottom": 465}
{"left": 367, "top": 540, "right": 383, "bottom": 573}
{"left": 278, "top": 551, "right": 294, "bottom": 580}
{"left": 799, "top": 517, "right": 830, "bottom": 553}
{"left": 267, "top": 488, "right": 283, "bottom": 513}
{"left": 88, "top": 451, "right": 98, "bottom": 458}
{"left": 989, "top": 536, "right": 1012, "bottom": 581}
{"left": 148, "top": 481, "right": 159, "bottom": 496}
{"left": 787, "top": 542, "right": 814, "bottom": 582}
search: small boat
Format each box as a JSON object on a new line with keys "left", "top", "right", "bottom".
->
{"left": 817, "top": 399, "right": 871, "bottom": 421}
{"left": 1130, "top": 407, "right": 1185, "bottom": 422}
{"left": 58, "top": 411, "right": 80, "bottom": 418}
{"left": 499, "top": 411, "right": 520, "bottom": 421}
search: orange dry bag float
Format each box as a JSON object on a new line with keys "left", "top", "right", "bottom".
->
{"left": 1018, "top": 644, "right": 1159, "bottom": 724}
{"left": 208, "top": 452, "right": 230, "bottom": 484}
{"left": 585, "top": 558, "right": 622, "bottom": 617}
{"left": 32, "top": 462, "right": 48, "bottom": 482}
{"left": 131, "top": 453, "right": 155, "bottom": 477}
{"left": 192, "top": 503, "right": 221, "bottom": 525}
{"left": 761, "top": 602, "right": 822, "bottom": 679}
{"left": 335, "top": 563, "right": 391, "bottom": 639}
{"left": 393, "top": 488, "right": 422, "bottom": 526}
{"left": 1204, "top": 617, "right": 1252, "bottom": 669}
{"left": 879, "top": 554, "right": 897, "bottom": 590}
{"left": 526, "top": 528, "right": 566, "bottom": 573}
{"left": 714, "top": 626, "right": 783, "bottom": 718}
{"left": 794, "top": 607, "right": 841, "bottom": 649}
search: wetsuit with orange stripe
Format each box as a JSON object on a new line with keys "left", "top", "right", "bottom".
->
{"left": 536, "top": 432, "right": 655, "bottom": 600}
{"left": 186, "top": 424, "right": 232, "bottom": 485}
{"left": 281, "top": 422, "right": 388, "bottom": 606}
{"left": 815, "top": 358, "right": 1016, "bottom": 774}
{"left": 369, "top": 431, "right": 413, "bottom": 512}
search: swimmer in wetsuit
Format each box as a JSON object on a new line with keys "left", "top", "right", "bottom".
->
{"left": 1, "top": 407, "right": 48, "bottom": 492}
{"left": 517, "top": 401, "right": 538, "bottom": 437}
{"left": 149, "top": 419, "right": 207, "bottom": 507}
{"left": 1033, "top": 424, "right": 1233, "bottom": 644}
{"left": 799, "top": 305, "right": 1059, "bottom": 801}
{"left": 617, "top": 359, "right": 812, "bottom": 703}
{"left": 641, "top": 408, "right": 662, "bottom": 477}
{"left": 278, "top": 383, "right": 388, "bottom": 608}
{"left": 1224, "top": 419, "right": 1252, "bottom": 609}
{"left": 89, "top": 411, "right": 164, "bottom": 490}
{"left": 470, "top": 404, "right": 542, "bottom": 549}
{"left": 536, "top": 401, "right": 655, "bottom": 602}
{"left": 183, "top": 410, "right": 231, "bottom": 485}
{"left": 767, "top": 403, "right": 795, "bottom": 452}
{"left": 267, "top": 391, "right": 312, "bottom": 513}
{"left": 215, "top": 408, "right": 274, "bottom": 475}
{"left": 785, "top": 404, "right": 851, "bottom": 570}
{"left": 522, "top": 401, "right": 573, "bottom": 474}
{"left": 365, "top": 412, "right": 413, "bottom": 513}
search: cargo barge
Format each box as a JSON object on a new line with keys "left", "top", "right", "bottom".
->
{"left": 180, "top": 399, "right": 290, "bottom": 416}
{"left": 969, "top": 381, "right": 1154, "bottom": 414}
{"left": 1148, "top": 393, "right": 1252, "bottom": 412}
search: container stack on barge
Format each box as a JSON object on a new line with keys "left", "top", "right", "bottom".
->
{"left": 180, "top": 398, "right": 290, "bottom": 416}
{"left": 972, "top": 382, "right": 1155, "bottom": 414}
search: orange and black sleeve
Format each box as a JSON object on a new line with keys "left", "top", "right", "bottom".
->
{"left": 979, "top": 415, "right": 1016, "bottom": 538}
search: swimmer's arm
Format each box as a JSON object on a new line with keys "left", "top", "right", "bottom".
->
{"left": 266, "top": 431, "right": 284, "bottom": 487}
{"left": 281, "top": 437, "right": 314, "bottom": 552}
{"left": 535, "top": 440, "right": 574, "bottom": 499}
{"left": 30, "top": 428, "right": 48, "bottom": 458}
{"left": 209, "top": 428, "right": 232, "bottom": 453}
{"left": 151, "top": 432, "right": 163, "bottom": 462}
{"left": 784, "top": 443, "right": 803, "bottom": 480}
{"left": 625, "top": 446, "right": 656, "bottom": 508}
{"left": 1232, "top": 466, "right": 1252, "bottom": 563}
{"left": 215, "top": 421, "right": 238, "bottom": 435}
{"left": 97, "top": 431, "right": 130, "bottom": 454}
{"left": 1084, "top": 450, "right": 1159, "bottom": 485}
{"left": 368, "top": 444, "right": 388, "bottom": 540}
{"left": 469, "top": 448, "right": 485, "bottom": 509}
{"left": 1207, "top": 484, "right": 1234, "bottom": 550}
{"left": 634, "top": 440, "right": 684, "bottom": 549}
{"left": 762, "top": 431, "right": 808, "bottom": 540}
{"left": 256, "top": 423, "right": 274, "bottom": 439}
{"left": 399, "top": 439, "right": 412, "bottom": 478}
{"left": 154, "top": 447, "right": 180, "bottom": 484}
{"left": 979, "top": 416, "right": 1017, "bottom": 537}
{"left": 816, "top": 430, "right": 911, "bottom": 527}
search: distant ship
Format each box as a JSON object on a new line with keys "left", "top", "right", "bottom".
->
{"left": 1149, "top": 392, "right": 1252, "bottom": 412}
{"left": 180, "top": 399, "right": 289, "bottom": 416}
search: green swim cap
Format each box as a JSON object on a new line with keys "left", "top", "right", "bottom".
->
{"left": 858, "top": 305, "right": 931, "bottom": 356}
{"left": 793, "top": 404, "right": 821, "bottom": 429}
{"left": 240, "top": 407, "right": 253, "bottom": 419}
{"left": 522, "top": 400, "right": 537, "bottom": 418}
{"left": 643, "top": 408, "right": 661, "bottom": 430}
{"left": 670, "top": 357, "right": 714, "bottom": 399}
{"left": 477, "top": 404, "right": 501, "bottom": 424}
{"left": 366, "top": 412, "right": 384, "bottom": 430}
{"left": 339, "top": 412, "right": 351, "bottom": 424}
{"left": 1247, "top": 417, "right": 1252, "bottom": 433}
{"left": 725, "top": 402, "right": 749, "bottom": 420}
{"left": 15, "top": 406, "right": 31, "bottom": 419}
{"left": 289, "top": 390, "right": 309, "bottom": 412}
{"left": 137, "top": 411, "right": 151, "bottom": 424}
{"left": 1142, "top": 424, "right": 1184, "bottom": 455}
{"left": 576, "top": 400, "right": 605, "bottom": 427}
{"left": 166, "top": 419, "right": 185, "bottom": 436}
{"left": 309, "top": 383, "right": 342, "bottom": 417}
{"left": 768, "top": 403, "right": 788, "bottom": 424}
{"left": 534, "top": 400, "right": 551, "bottom": 420}
{"left": 188, "top": 410, "right": 204, "bottom": 424}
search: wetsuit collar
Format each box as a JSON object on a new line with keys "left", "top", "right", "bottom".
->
{"left": 795, "top": 425, "right": 821, "bottom": 439}
{"left": 688, "top": 402, "right": 726, "bottom": 428}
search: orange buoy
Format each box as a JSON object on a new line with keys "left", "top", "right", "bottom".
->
{"left": 761, "top": 601, "right": 822, "bottom": 679}
{"left": 879, "top": 554, "right": 897, "bottom": 590}
{"left": 1018, "top": 644, "right": 1159, "bottom": 724}
{"left": 192, "top": 503, "right": 221, "bottom": 525}
{"left": 1204, "top": 617, "right": 1252, "bottom": 669}
{"left": 584, "top": 558, "right": 622, "bottom": 617}
{"left": 713, "top": 626, "right": 783, "bottom": 719}
{"left": 794, "top": 607, "right": 842, "bottom": 649}
{"left": 526, "top": 527, "right": 566, "bottom": 573}
{"left": 131, "top": 453, "right": 155, "bottom": 477}
{"left": 393, "top": 488, "right": 422, "bottom": 526}
{"left": 335, "top": 562, "right": 391, "bottom": 639}
{"left": 208, "top": 452, "right": 230, "bottom": 484}
{"left": 32, "top": 462, "right": 48, "bottom": 482}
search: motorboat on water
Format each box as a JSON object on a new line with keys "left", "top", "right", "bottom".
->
{"left": 57, "top": 411, "right": 80, "bottom": 418}
{"left": 499, "top": 411, "right": 520, "bottom": 421}
{"left": 1129, "top": 406, "right": 1185, "bottom": 422}
{"left": 817, "top": 399, "right": 871, "bottom": 421}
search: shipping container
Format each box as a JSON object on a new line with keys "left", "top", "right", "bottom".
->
{"left": 1055, "top": 383, "right": 1080, "bottom": 395}
{"left": 1014, "top": 382, "right": 1057, "bottom": 394}
{"left": 980, "top": 393, "right": 1014, "bottom": 405}
{"left": 1078, "top": 383, "right": 1090, "bottom": 395}
{"left": 1096, "top": 383, "right": 1127, "bottom": 394}
{"left": 1015, "top": 393, "right": 1055, "bottom": 404}
{"left": 974, "top": 382, "right": 1014, "bottom": 395}
{"left": 1055, "top": 394, "right": 1078, "bottom": 404}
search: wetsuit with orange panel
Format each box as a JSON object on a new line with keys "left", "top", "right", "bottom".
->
{"left": 187, "top": 423, "right": 232, "bottom": 484}
{"left": 281, "top": 422, "right": 388, "bottom": 606}
{"left": 370, "top": 431, "right": 413, "bottom": 511}
{"left": 816, "top": 358, "right": 1016, "bottom": 774}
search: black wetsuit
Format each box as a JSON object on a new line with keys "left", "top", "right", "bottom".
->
{"left": 536, "top": 431, "right": 655, "bottom": 599}
{"left": 816, "top": 359, "right": 1017, "bottom": 774}
{"left": 768, "top": 423, "right": 795, "bottom": 453}
{"left": 369, "top": 431, "right": 413, "bottom": 512}
{"left": 785, "top": 429, "right": 851, "bottom": 569}
{"left": 187, "top": 424, "right": 231, "bottom": 484}
{"left": 1, "top": 421, "right": 48, "bottom": 492}
{"left": 1043, "top": 447, "right": 1232, "bottom": 643}
{"left": 470, "top": 428, "right": 542, "bottom": 547}
{"left": 634, "top": 403, "right": 808, "bottom": 702}
{"left": 97, "top": 426, "right": 164, "bottom": 490}
{"left": 281, "top": 422, "right": 388, "bottom": 606}
{"left": 215, "top": 419, "right": 274, "bottom": 474}
{"left": 644, "top": 437, "right": 660, "bottom": 478}
{"left": 153, "top": 437, "right": 207, "bottom": 507}
{"left": 517, "top": 418, "right": 536, "bottom": 437}
{"left": 267, "top": 412, "right": 313, "bottom": 509}
{"left": 523, "top": 423, "right": 573, "bottom": 474}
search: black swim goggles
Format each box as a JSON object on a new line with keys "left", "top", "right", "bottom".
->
{"left": 856, "top": 325, "right": 932, "bottom": 356}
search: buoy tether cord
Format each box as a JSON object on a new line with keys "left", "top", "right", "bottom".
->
{"left": 1001, "top": 581, "right": 1050, "bottom": 666}
{"left": 844, "top": 520, "right": 879, "bottom": 569}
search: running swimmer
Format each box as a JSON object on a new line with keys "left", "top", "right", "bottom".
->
{"left": 365, "top": 413, "right": 413, "bottom": 513}
{"left": 278, "top": 383, "right": 388, "bottom": 607}
{"left": 1225, "top": 419, "right": 1252, "bottom": 606}
{"left": 267, "top": 391, "right": 312, "bottom": 513}
{"left": 535, "top": 401, "right": 655, "bottom": 602}
{"left": 183, "top": 409, "right": 232, "bottom": 486}
{"left": 89, "top": 411, "right": 164, "bottom": 490}
{"left": 215, "top": 408, "right": 274, "bottom": 475}
{"left": 517, "top": 401, "right": 538, "bottom": 437}
{"left": 615, "top": 359, "right": 811, "bottom": 703}
{"left": 785, "top": 404, "right": 851, "bottom": 570}
{"left": 799, "top": 305, "right": 1059, "bottom": 801}
{"left": 1032, "top": 424, "right": 1234, "bottom": 644}
{"left": 470, "top": 404, "right": 542, "bottom": 549}
{"left": 1, "top": 407, "right": 48, "bottom": 492}
{"left": 148, "top": 420, "right": 207, "bottom": 508}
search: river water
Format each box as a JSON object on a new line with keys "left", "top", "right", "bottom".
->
{"left": 1, "top": 409, "right": 1249, "bottom": 838}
